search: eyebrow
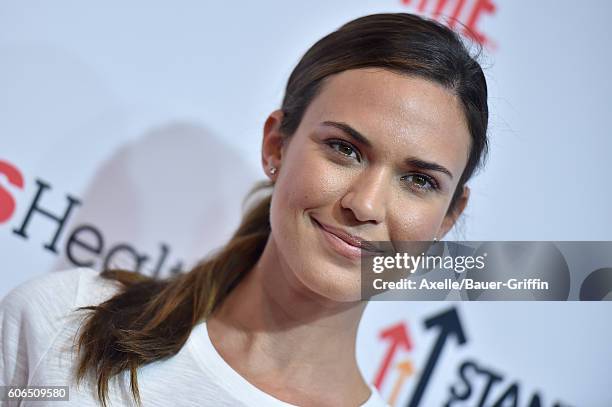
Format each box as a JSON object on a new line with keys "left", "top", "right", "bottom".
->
{"left": 321, "top": 120, "right": 454, "bottom": 180}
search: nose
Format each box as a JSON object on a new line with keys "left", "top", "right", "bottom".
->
{"left": 340, "top": 166, "right": 388, "bottom": 224}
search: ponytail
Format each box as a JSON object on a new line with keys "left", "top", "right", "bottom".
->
{"left": 74, "top": 180, "right": 274, "bottom": 407}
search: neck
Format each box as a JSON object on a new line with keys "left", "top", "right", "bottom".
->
{"left": 206, "top": 235, "right": 371, "bottom": 404}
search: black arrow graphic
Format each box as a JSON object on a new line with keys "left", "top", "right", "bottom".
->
{"left": 407, "top": 307, "right": 467, "bottom": 407}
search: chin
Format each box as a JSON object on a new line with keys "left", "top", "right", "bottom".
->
{"left": 273, "top": 209, "right": 363, "bottom": 303}
{"left": 298, "top": 260, "right": 363, "bottom": 303}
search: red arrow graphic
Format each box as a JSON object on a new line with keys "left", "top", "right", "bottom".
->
{"left": 374, "top": 322, "right": 412, "bottom": 389}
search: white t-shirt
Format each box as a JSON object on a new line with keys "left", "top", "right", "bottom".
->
{"left": 0, "top": 268, "right": 389, "bottom": 406}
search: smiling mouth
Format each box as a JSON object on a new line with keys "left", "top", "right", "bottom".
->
{"left": 310, "top": 216, "right": 385, "bottom": 260}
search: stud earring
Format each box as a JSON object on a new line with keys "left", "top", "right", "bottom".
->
{"left": 269, "top": 166, "right": 277, "bottom": 175}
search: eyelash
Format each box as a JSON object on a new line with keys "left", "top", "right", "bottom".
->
{"left": 327, "top": 138, "right": 361, "bottom": 161}
{"left": 401, "top": 173, "right": 439, "bottom": 192}
{"left": 324, "top": 139, "right": 440, "bottom": 192}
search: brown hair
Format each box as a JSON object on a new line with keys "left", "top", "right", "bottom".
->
{"left": 74, "top": 12, "right": 488, "bottom": 407}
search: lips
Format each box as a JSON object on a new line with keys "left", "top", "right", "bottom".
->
{"left": 311, "top": 216, "right": 384, "bottom": 260}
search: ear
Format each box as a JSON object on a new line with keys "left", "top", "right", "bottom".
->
{"left": 261, "top": 109, "right": 286, "bottom": 181}
{"left": 438, "top": 185, "right": 470, "bottom": 238}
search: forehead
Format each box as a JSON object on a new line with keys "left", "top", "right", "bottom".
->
{"left": 301, "top": 68, "right": 471, "bottom": 177}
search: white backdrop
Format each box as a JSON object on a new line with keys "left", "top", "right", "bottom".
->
{"left": 1, "top": 1, "right": 611, "bottom": 405}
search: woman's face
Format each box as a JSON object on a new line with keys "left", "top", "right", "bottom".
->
{"left": 262, "top": 68, "right": 471, "bottom": 302}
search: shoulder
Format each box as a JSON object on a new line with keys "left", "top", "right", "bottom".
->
{"left": 0, "top": 267, "right": 122, "bottom": 319}
{"left": 0, "top": 267, "right": 124, "bottom": 386}
{"left": 0, "top": 266, "right": 124, "bottom": 346}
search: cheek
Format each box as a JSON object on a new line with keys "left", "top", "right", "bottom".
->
{"left": 388, "top": 198, "right": 447, "bottom": 240}
{"left": 277, "top": 147, "right": 348, "bottom": 213}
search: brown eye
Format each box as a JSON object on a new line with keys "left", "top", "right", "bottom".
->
{"left": 328, "top": 140, "right": 361, "bottom": 161}
{"left": 402, "top": 174, "right": 438, "bottom": 191}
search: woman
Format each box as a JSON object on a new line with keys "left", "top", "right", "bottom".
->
{"left": 0, "top": 12, "right": 488, "bottom": 407}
